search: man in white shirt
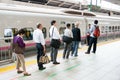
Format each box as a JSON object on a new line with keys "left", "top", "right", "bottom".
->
{"left": 63, "top": 23, "right": 73, "bottom": 59}
{"left": 49, "top": 20, "right": 61, "bottom": 64}
{"left": 33, "top": 23, "right": 46, "bottom": 70}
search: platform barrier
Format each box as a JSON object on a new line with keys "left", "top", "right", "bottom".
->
{"left": 0, "top": 37, "right": 14, "bottom": 65}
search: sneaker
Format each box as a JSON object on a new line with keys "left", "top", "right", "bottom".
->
{"left": 92, "top": 51, "right": 95, "bottom": 53}
{"left": 74, "top": 55, "right": 78, "bottom": 57}
{"left": 85, "top": 52, "right": 90, "bottom": 54}
{"left": 24, "top": 73, "right": 31, "bottom": 76}
{"left": 51, "top": 60, "right": 53, "bottom": 62}
{"left": 39, "top": 67, "right": 46, "bottom": 70}
{"left": 53, "top": 62, "right": 60, "bottom": 64}
{"left": 17, "top": 71, "right": 23, "bottom": 74}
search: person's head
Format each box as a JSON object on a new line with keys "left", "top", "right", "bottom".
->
{"left": 94, "top": 20, "right": 98, "bottom": 24}
{"left": 51, "top": 20, "right": 57, "bottom": 26}
{"left": 75, "top": 21, "right": 80, "bottom": 27}
{"left": 18, "top": 29, "right": 25, "bottom": 36}
{"left": 88, "top": 24, "right": 91, "bottom": 28}
{"left": 66, "top": 23, "right": 71, "bottom": 29}
{"left": 37, "top": 23, "right": 43, "bottom": 29}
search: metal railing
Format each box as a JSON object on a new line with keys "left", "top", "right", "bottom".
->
{"left": 0, "top": 37, "right": 14, "bottom": 65}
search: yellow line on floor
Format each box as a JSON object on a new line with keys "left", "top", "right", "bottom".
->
{"left": 0, "top": 60, "right": 36, "bottom": 74}
{"left": 0, "top": 38, "right": 120, "bottom": 74}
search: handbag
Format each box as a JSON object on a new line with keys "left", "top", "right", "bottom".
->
{"left": 50, "top": 27, "right": 61, "bottom": 49}
{"left": 50, "top": 39, "right": 61, "bottom": 49}
{"left": 62, "top": 36, "right": 73, "bottom": 44}
{"left": 39, "top": 55, "right": 50, "bottom": 64}
{"left": 13, "top": 43, "right": 25, "bottom": 54}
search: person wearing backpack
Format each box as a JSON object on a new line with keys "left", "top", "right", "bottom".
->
{"left": 85, "top": 20, "right": 100, "bottom": 54}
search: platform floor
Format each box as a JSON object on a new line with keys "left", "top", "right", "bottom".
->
{"left": 1, "top": 39, "right": 120, "bottom": 80}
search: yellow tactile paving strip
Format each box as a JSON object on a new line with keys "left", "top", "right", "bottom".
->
{"left": 0, "top": 38, "right": 120, "bottom": 74}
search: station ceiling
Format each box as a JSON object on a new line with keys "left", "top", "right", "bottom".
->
{"left": 13, "top": 0, "right": 120, "bottom": 15}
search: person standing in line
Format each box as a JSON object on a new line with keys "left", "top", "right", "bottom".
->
{"left": 63, "top": 23, "right": 73, "bottom": 59}
{"left": 85, "top": 20, "right": 99, "bottom": 54}
{"left": 13, "top": 29, "right": 31, "bottom": 76}
{"left": 86, "top": 24, "right": 91, "bottom": 46}
{"left": 33, "top": 23, "right": 46, "bottom": 70}
{"left": 49, "top": 20, "right": 61, "bottom": 64}
{"left": 71, "top": 22, "right": 81, "bottom": 57}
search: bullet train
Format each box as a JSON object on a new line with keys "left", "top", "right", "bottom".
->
{"left": 0, "top": 4, "right": 120, "bottom": 59}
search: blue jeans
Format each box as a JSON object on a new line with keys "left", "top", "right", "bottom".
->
{"left": 72, "top": 41, "right": 79, "bottom": 56}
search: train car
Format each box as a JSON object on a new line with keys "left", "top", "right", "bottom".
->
{"left": 0, "top": 4, "right": 120, "bottom": 62}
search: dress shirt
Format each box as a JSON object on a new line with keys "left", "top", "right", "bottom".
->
{"left": 49, "top": 25, "right": 61, "bottom": 39}
{"left": 64, "top": 28, "right": 73, "bottom": 38}
{"left": 33, "top": 29, "right": 45, "bottom": 45}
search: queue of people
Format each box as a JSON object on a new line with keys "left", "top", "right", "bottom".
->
{"left": 12, "top": 20, "right": 99, "bottom": 76}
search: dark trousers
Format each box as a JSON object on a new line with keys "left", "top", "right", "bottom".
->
{"left": 87, "top": 37, "right": 97, "bottom": 53}
{"left": 63, "top": 43, "right": 72, "bottom": 59}
{"left": 87, "top": 36, "right": 90, "bottom": 46}
{"left": 50, "top": 47, "right": 58, "bottom": 63}
{"left": 36, "top": 43, "right": 44, "bottom": 68}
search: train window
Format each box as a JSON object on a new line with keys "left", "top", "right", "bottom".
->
{"left": 115, "top": 26, "right": 117, "bottom": 31}
{"left": 118, "top": 26, "right": 120, "bottom": 31}
{"left": 109, "top": 26, "right": 111, "bottom": 32}
{"left": 4, "top": 28, "right": 18, "bottom": 43}
{"left": 59, "top": 27, "right": 66, "bottom": 35}
{"left": 72, "top": 23, "right": 75, "bottom": 29}
{"left": 112, "top": 26, "right": 114, "bottom": 32}
{"left": 23, "top": 28, "right": 33, "bottom": 40}
{"left": 101, "top": 26, "right": 104, "bottom": 33}
{"left": 42, "top": 27, "right": 47, "bottom": 39}
{"left": 61, "top": 21, "right": 66, "bottom": 24}
{"left": 4, "top": 28, "right": 18, "bottom": 37}
{"left": 105, "top": 26, "right": 108, "bottom": 32}
{"left": 4, "top": 29, "right": 13, "bottom": 37}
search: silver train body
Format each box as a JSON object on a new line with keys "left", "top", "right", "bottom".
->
{"left": 0, "top": 5, "right": 120, "bottom": 58}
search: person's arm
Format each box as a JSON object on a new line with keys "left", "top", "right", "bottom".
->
{"left": 17, "top": 37, "right": 25, "bottom": 48}
{"left": 79, "top": 29, "right": 81, "bottom": 41}
{"left": 40, "top": 31, "right": 46, "bottom": 54}
{"left": 54, "top": 27, "right": 61, "bottom": 40}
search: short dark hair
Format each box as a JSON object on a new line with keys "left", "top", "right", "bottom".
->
{"left": 37, "top": 23, "right": 42, "bottom": 28}
{"left": 51, "top": 20, "right": 56, "bottom": 25}
{"left": 94, "top": 20, "right": 98, "bottom": 24}
{"left": 66, "top": 23, "right": 71, "bottom": 28}
{"left": 18, "top": 29, "right": 25, "bottom": 35}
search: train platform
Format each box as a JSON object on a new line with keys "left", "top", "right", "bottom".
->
{"left": 0, "top": 39, "right": 120, "bottom": 80}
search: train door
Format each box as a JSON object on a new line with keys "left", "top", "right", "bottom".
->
{"left": 0, "top": 28, "right": 18, "bottom": 63}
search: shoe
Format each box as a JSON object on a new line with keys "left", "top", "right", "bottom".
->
{"left": 51, "top": 60, "right": 53, "bottom": 62}
{"left": 53, "top": 62, "right": 60, "bottom": 64}
{"left": 39, "top": 67, "right": 46, "bottom": 70}
{"left": 17, "top": 71, "right": 23, "bottom": 74}
{"left": 24, "top": 73, "right": 31, "bottom": 76}
{"left": 92, "top": 51, "right": 95, "bottom": 53}
{"left": 85, "top": 52, "right": 90, "bottom": 54}
{"left": 71, "top": 53, "right": 73, "bottom": 56}
{"left": 74, "top": 55, "right": 78, "bottom": 57}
